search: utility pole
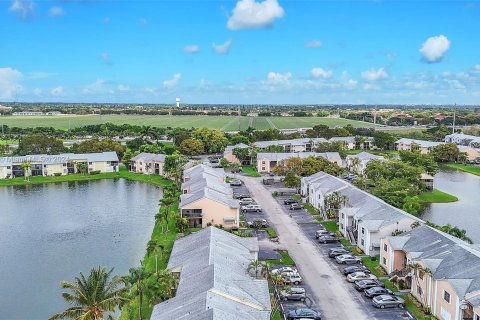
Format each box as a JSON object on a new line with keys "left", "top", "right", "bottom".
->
{"left": 238, "top": 106, "right": 241, "bottom": 132}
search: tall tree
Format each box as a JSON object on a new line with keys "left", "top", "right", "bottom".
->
{"left": 76, "top": 138, "right": 125, "bottom": 159}
{"left": 164, "top": 152, "right": 189, "bottom": 185}
{"left": 399, "top": 151, "right": 438, "bottom": 175}
{"left": 125, "top": 262, "right": 152, "bottom": 320}
{"left": 17, "top": 135, "right": 65, "bottom": 155}
{"left": 49, "top": 267, "right": 130, "bottom": 320}
{"left": 191, "top": 128, "right": 228, "bottom": 153}
{"left": 179, "top": 138, "right": 204, "bottom": 156}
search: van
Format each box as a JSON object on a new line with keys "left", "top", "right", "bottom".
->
{"left": 242, "top": 204, "right": 262, "bottom": 212}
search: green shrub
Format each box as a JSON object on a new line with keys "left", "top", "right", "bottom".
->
{"left": 53, "top": 173, "right": 62, "bottom": 177}
{"left": 89, "top": 170, "right": 101, "bottom": 175}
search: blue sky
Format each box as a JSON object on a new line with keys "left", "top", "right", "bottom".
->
{"left": 1, "top": 0, "right": 480, "bottom": 104}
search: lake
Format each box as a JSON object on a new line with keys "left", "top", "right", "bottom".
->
{"left": 0, "top": 179, "right": 162, "bottom": 319}
{"left": 422, "top": 168, "right": 480, "bottom": 243}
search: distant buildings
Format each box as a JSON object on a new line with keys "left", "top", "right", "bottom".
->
{"left": 150, "top": 227, "right": 271, "bottom": 320}
{"left": 0, "top": 152, "right": 119, "bottom": 179}
{"left": 180, "top": 164, "right": 239, "bottom": 228}
{"left": 256, "top": 152, "right": 342, "bottom": 173}
{"left": 445, "top": 132, "right": 480, "bottom": 148}
{"left": 253, "top": 138, "right": 328, "bottom": 153}
{"left": 395, "top": 138, "right": 480, "bottom": 162}
{"left": 130, "top": 152, "right": 166, "bottom": 176}
{"left": 11, "top": 111, "right": 64, "bottom": 116}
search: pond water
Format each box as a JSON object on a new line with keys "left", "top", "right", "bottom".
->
{"left": 0, "top": 179, "right": 162, "bottom": 319}
{"left": 421, "top": 168, "right": 480, "bottom": 243}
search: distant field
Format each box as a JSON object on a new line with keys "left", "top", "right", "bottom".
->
{"left": 0, "top": 115, "right": 375, "bottom": 131}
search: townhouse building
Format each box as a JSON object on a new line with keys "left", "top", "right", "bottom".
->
{"left": 445, "top": 133, "right": 480, "bottom": 148}
{"left": 253, "top": 138, "right": 328, "bottom": 153}
{"left": 151, "top": 227, "right": 271, "bottom": 320}
{"left": 130, "top": 152, "right": 166, "bottom": 176}
{"left": 345, "top": 152, "right": 385, "bottom": 175}
{"left": 395, "top": 138, "right": 480, "bottom": 161}
{"left": 0, "top": 152, "right": 119, "bottom": 179}
{"left": 330, "top": 136, "right": 375, "bottom": 150}
{"left": 179, "top": 164, "right": 239, "bottom": 228}
{"left": 381, "top": 226, "right": 480, "bottom": 320}
{"left": 256, "top": 152, "right": 342, "bottom": 173}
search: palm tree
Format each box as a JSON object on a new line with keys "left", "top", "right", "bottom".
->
{"left": 247, "top": 260, "right": 264, "bottom": 279}
{"left": 409, "top": 263, "right": 432, "bottom": 312}
{"left": 410, "top": 221, "right": 421, "bottom": 229}
{"left": 349, "top": 157, "right": 361, "bottom": 174}
{"left": 49, "top": 267, "right": 130, "bottom": 320}
{"left": 159, "top": 197, "right": 174, "bottom": 232}
{"left": 324, "top": 191, "right": 348, "bottom": 221}
{"left": 125, "top": 262, "right": 152, "bottom": 320}
{"left": 20, "top": 161, "right": 31, "bottom": 181}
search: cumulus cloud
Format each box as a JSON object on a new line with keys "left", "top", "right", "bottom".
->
{"left": 0, "top": 67, "right": 23, "bottom": 100}
{"left": 184, "top": 45, "right": 200, "bottom": 54}
{"left": 361, "top": 67, "right": 388, "bottom": 81}
{"left": 48, "top": 6, "right": 64, "bottom": 17}
{"left": 83, "top": 79, "right": 113, "bottom": 94}
{"left": 227, "top": 0, "right": 285, "bottom": 30}
{"left": 306, "top": 40, "right": 322, "bottom": 48}
{"left": 473, "top": 65, "right": 480, "bottom": 72}
{"left": 311, "top": 67, "right": 333, "bottom": 79}
{"left": 51, "top": 86, "right": 65, "bottom": 96}
{"left": 419, "top": 35, "right": 450, "bottom": 63}
{"left": 212, "top": 40, "right": 233, "bottom": 54}
{"left": 163, "top": 73, "right": 181, "bottom": 89}
{"left": 117, "top": 84, "right": 130, "bottom": 92}
{"left": 9, "top": 0, "right": 35, "bottom": 19}
{"left": 263, "top": 71, "right": 292, "bottom": 86}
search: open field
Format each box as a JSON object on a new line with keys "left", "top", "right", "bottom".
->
{"left": 0, "top": 115, "right": 375, "bottom": 130}
{"left": 445, "top": 163, "right": 480, "bottom": 176}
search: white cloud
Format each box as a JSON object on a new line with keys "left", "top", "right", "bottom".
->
{"left": 138, "top": 18, "right": 148, "bottom": 26}
{"left": 32, "top": 88, "right": 42, "bottom": 96}
{"left": 144, "top": 87, "right": 156, "bottom": 93}
{"left": 83, "top": 79, "right": 113, "bottom": 94}
{"left": 361, "top": 67, "right": 388, "bottom": 81}
{"left": 263, "top": 71, "right": 292, "bottom": 86}
{"left": 419, "top": 35, "right": 450, "bottom": 63}
{"left": 48, "top": 6, "right": 64, "bottom": 17}
{"left": 100, "top": 53, "right": 112, "bottom": 65}
{"left": 306, "top": 40, "right": 322, "bottom": 48}
{"left": 9, "top": 0, "right": 35, "bottom": 19}
{"left": 117, "top": 84, "right": 130, "bottom": 92}
{"left": 212, "top": 40, "right": 233, "bottom": 54}
{"left": 0, "top": 67, "right": 23, "bottom": 99}
{"left": 227, "top": 0, "right": 285, "bottom": 30}
{"left": 163, "top": 73, "right": 181, "bottom": 89}
{"left": 51, "top": 86, "right": 64, "bottom": 96}
{"left": 311, "top": 67, "right": 333, "bottom": 79}
{"left": 184, "top": 45, "right": 200, "bottom": 54}
{"left": 473, "top": 65, "right": 480, "bottom": 72}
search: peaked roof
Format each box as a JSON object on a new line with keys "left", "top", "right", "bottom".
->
{"left": 131, "top": 152, "right": 166, "bottom": 162}
{"left": 257, "top": 152, "right": 341, "bottom": 162}
{"left": 253, "top": 138, "right": 327, "bottom": 148}
{"left": 151, "top": 227, "right": 271, "bottom": 320}
{"left": 224, "top": 143, "right": 250, "bottom": 153}
{"left": 346, "top": 151, "right": 385, "bottom": 161}
{"left": 395, "top": 138, "right": 444, "bottom": 148}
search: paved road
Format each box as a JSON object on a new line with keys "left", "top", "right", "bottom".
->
{"left": 242, "top": 176, "right": 372, "bottom": 320}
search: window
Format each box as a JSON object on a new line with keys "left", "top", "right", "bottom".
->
{"left": 261, "top": 167, "right": 265, "bottom": 171}
{"left": 361, "top": 227, "right": 365, "bottom": 234}
{"left": 417, "top": 286, "right": 423, "bottom": 297}
{"left": 382, "top": 257, "right": 386, "bottom": 265}
{"left": 7, "top": 166, "right": 11, "bottom": 169}
{"left": 361, "top": 239, "right": 364, "bottom": 246}
{"left": 89, "top": 162, "right": 92, "bottom": 165}
{"left": 443, "top": 291, "right": 451, "bottom": 303}
{"left": 384, "top": 244, "right": 388, "bottom": 252}
{"left": 261, "top": 161, "right": 265, "bottom": 164}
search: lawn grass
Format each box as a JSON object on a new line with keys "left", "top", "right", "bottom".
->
{"left": 293, "top": 194, "right": 319, "bottom": 215}
{"left": 320, "top": 220, "right": 339, "bottom": 233}
{"left": 0, "top": 139, "right": 17, "bottom": 145}
{"left": 266, "top": 250, "right": 296, "bottom": 266}
{"left": 361, "top": 256, "right": 387, "bottom": 277}
{"left": 404, "top": 294, "right": 437, "bottom": 320}
{"left": 445, "top": 163, "right": 480, "bottom": 176}
{"left": 265, "top": 227, "right": 278, "bottom": 238}
{"left": 241, "top": 165, "right": 261, "bottom": 177}
{"left": 418, "top": 189, "right": 458, "bottom": 203}
{"left": 0, "top": 114, "right": 374, "bottom": 130}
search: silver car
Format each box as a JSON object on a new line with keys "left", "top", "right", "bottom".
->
{"left": 279, "top": 287, "right": 306, "bottom": 301}
{"left": 372, "top": 295, "right": 405, "bottom": 309}
{"left": 335, "top": 254, "right": 361, "bottom": 265}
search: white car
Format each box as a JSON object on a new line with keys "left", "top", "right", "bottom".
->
{"left": 242, "top": 204, "right": 262, "bottom": 212}
{"left": 271, "top": 266, "right": 297, "bottom": 275}
{"left": 347, "top": 272, "right": 377, "bottom": 283}
{"left": 282, "top": 272, "right": 303, "bottom": 285}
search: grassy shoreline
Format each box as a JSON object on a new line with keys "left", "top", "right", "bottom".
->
{"left": 445, "top": 163, "right": 480, "bottom": 176}
{"left": 418, "top": 189, "right": 458, "bottom": 203}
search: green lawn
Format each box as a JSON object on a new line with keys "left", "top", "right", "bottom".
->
{"left": 320, "top": 220, "right": 339, "bottom": 233}
{"left": 418, "top": 189, "right": 458, "bottom": 203}
{"left": 0, "top": 139, "right": 17, "bottom": 145}
{"left": 265, "top": 250, "right": 296, "bottom": 266}
{"left": 361, "top": 256, "right": 388, "bottom": 277}
{"left": 293, "top": 194, "right": 319, "bottom": 215}
{"left": 0, "top": 114, "right": 375, "bottom": 130}
{"left": 404, "top": 295, "right": 437, "bottom": 320}
{"left": 241, "top": 165, "right": 261, "bottom": 177}
{"left": 445, "top": 163, "right": 480, "bottom": 176}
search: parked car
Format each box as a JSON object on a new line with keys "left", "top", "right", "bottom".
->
{"left": 289, "top": 203, "right": 302, "bottom": 210}
{"left": 328, "top": 247, "right": 350, "bottom": 258}
{"left": 239, "top": 198, "right": 254, "bottom": 205}
{"left": 282, "top": 272, "right": 303, "bottom": 285}
{"left": 347, "top": 272, "right": 377, "bottom": 283}
{"left": 230, "top": 179, "right": 242, "bottom": 186}
{"left": 343, "top": 265, "right": 370, "bottom": 275}
{"left": 315, "top": 230, "right": 335, "bottom": 238}
{"left": 354, "top": 279, "right": 384, "bottom": 291}
{"left": 242, "top": 204, "right": 262, "bottom": 212}
{"left": 246, "top": 218, "right": 268, "bottom": 228}
{"left": 372, "top": 295, "right": 405, "bottom": 309}
{"left": 318, "top": 235, "right": 338, "bottom": 244}
{"left": 279, "top": 287, "right": 306, "bottom": 301}
{"left": 234, "top": 193, "right": 250, "bottom": 199}
{"left": 271, "top": 266, "right": 297, "bottom": 275}
{"left": 347, "top": 271, "right": 377, "bottom": 282}
{"left": 284, "top": 198, "right": 297, "bottom": 205}
{"left": 365, "top": 287, "right": 393, "bottom": 298}
{"left": 335, "top": 254, "right": 361, "bottom": 265}
{"left": 286, "top": 308, "right": 321, "bottom": 320}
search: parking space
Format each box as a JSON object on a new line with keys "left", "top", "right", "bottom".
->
{"left": 274, "top": 195, "right": 317, "bottom": 224}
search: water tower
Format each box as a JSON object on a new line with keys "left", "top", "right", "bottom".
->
{"left": 176, "top": 98, "right": 180, "bottom": 108}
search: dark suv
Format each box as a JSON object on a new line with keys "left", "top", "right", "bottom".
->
{"left": 284, "top": 198, "right": 297, "bottom": 205}
{"left": 286, "top": 308, "right": 321, "bottom": 320}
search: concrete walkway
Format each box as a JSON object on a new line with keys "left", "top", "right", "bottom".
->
{"left": 243, "top": 176, "right": 372, "bottom": 320}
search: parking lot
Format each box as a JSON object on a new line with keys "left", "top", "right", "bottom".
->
{"left": 239, "top": 175, "right": 414, "bottom": 320}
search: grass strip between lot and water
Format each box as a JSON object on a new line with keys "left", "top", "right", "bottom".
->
{"left": 445, "top": 163, "right": 480, "bottom": 176}
{"left": 241, "top": 165, "right": 261, "bottom": 177}
{"left": 418, "top": 189, "right": 458, "bottom": 203}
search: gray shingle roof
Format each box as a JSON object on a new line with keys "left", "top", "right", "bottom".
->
{"left": 182, "top": 176, "right": 233, "bottom": 196}
{"left": 395, "top": 138, "right": 444, "bottom": 148}
{"left": 387, "top": 225, "right": 480, "bottom": 299}
{"left": 151, "top": 227, "right": 271, "bottom": 320}
{"left": 224, "top": 143, "right": 250, "bottom": 153}
{"left": 346, "top": 152, "right": 385, "bottom": 161}
{"left": 257, "top": 152, "right": 341, "bottom": 162}
{"left": 131, "top": 152, "right": 166, "bottom": 162}
{"left": 180, "top": 187, "right": 239, "bottom": 208}
{"left": 253, "top": 138, "right": 327, "bottom": 148}
{"left": 0, "top": 152, "right": 119, "bottom": 167}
